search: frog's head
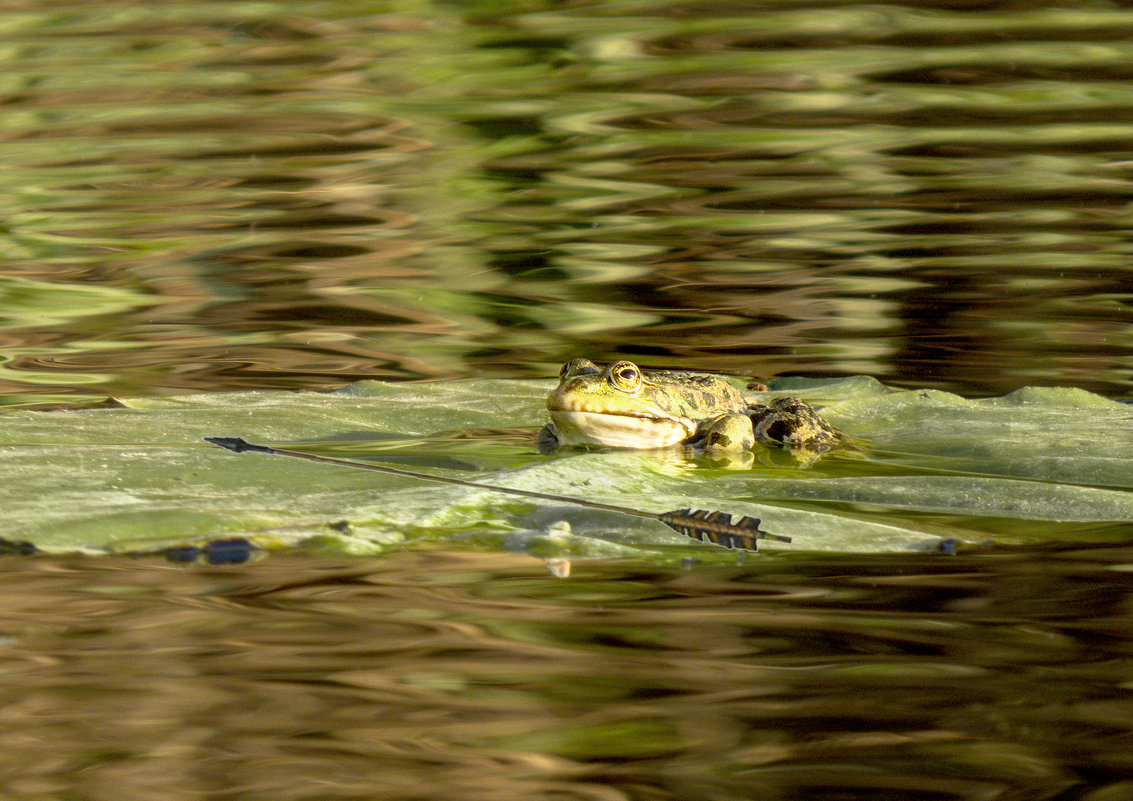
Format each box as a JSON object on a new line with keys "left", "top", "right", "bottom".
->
{"left": 545, "top": 359, "right": 696, "bottom": 448}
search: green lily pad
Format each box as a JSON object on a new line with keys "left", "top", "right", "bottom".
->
{"left": 1, "top": 378, "right": 1129, "bottom": 557}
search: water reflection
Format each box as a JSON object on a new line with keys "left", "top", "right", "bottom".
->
{"left": 0, "top": 0, "right": 1130, "bottom": 407}
{"left": 3, "top": 546, "right": 1133, "bottom": 799}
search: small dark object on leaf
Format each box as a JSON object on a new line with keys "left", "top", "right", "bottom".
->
{"left": 163, "top": 545, "right": 202, "bottom": 563}
{"left": 937, "top": 538, "right": 959, "bottom": 555}
{"left": 660, "top": 508, "right": 774, "bottom": 551}
{"left": 136, "top": 537, "right": 261, "bottom": 565}
{"left": 204, "top": 436, "right": 273, "bottom": 454}
{"left": 0, "top": 538, "right": 38, "bottom": 556}
{"left": 200, "top": 537, "right": 259, "bottom": 565}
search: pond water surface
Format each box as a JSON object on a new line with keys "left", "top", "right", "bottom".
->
{"left": 1, "top": 0, "right": 1132, "bottom": 799}
{"left": 1, "top": 0, "right": 1130, "bottom": 404}
{"left": 5, "top": 547, "right": 1133, "bottom": 801}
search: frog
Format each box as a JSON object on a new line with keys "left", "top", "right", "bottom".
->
{"left": 541, "top": 358, "right": 844, "bottom": 452}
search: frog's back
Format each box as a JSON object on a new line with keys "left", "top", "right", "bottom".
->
{"left": 642, "top": 369, "right": 748, "bottom": 417}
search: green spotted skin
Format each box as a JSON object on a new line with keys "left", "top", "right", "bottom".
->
{"left": 626, "top": 370, "right": 749, "bottom": 419}
{"left": 544, "top": 358, "right": 845, "bottom": 451}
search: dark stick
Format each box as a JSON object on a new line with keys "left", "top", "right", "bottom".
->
{"left": 203, "top": 436, "right": 790, "bottom": 551}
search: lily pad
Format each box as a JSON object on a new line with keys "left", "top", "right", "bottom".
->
{"left": 0, "top": 377, "right": 1129, "bottom": 557}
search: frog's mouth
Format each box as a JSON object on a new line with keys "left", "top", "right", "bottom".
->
{"left": 547, "top": 410, "right": 696, "bottom": 449}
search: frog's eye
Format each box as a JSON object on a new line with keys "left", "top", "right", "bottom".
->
{"left": 609, "top": 361, "right": 642, "bottom": 391}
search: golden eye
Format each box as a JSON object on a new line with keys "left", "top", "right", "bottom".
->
{"left": 609, "top": 361, "right": 642, "bottom": 391}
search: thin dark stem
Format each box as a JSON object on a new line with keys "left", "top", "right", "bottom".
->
{"left": 203, "top": 436, "right": 790, "bottom": 549}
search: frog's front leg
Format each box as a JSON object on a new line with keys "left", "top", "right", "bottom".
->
{"left": 693, "top": 412, "right": 756, "bottom": 450}
{"left": 536, "top": 422, "right": 561, "bottom": 453}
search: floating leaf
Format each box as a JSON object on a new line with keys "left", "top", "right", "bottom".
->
{"left": 1, "top": 378, "right": 1129, "bottom": 556}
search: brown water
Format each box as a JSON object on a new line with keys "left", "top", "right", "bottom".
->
{"left": 3, "top": 546, "right": 1133, "bottom": 800}
{"left": 3, "top": 1, "right": 1133, "bottom": 798}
